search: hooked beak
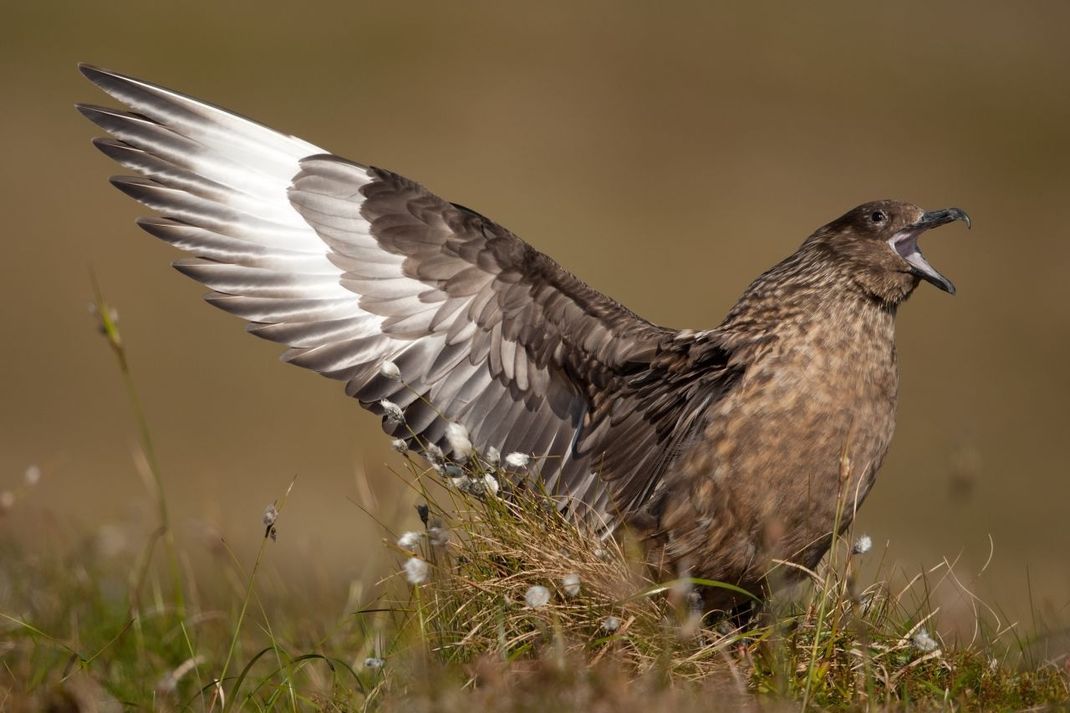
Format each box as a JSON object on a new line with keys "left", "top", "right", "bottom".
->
{"left": 888, "top": 207, "right": 971, "bottom": 295}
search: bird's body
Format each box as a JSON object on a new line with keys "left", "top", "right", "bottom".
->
{"left": 78, "top": 65, "right": 967, "bottom": 608}
{"left": 646, "top": 255, "right": 901, "bottom": 604}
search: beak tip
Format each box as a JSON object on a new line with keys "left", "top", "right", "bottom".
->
{"left": 949, "top": 207, "right": 971, "bottom": 230}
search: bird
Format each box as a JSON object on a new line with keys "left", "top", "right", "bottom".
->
{"left": 77, "top": 65, "right": 968, "bottom": 609}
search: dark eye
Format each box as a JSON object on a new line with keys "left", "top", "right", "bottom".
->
{"left": 870, "top": 210, "right": 887, "bottom": 224}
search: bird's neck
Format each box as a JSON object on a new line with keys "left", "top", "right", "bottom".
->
{"left": 715, "top": 251, "right": 899, "bottom": 352}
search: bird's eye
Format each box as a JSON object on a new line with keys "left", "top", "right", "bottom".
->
{"left": 870, "top": 210, "right": 887, "bottom": 224}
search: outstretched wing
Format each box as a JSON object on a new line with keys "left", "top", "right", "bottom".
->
{"left": 77, "top": 64, "right": 703, "bottom": 521}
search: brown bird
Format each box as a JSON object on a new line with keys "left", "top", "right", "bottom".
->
{"left": 77, "top": 65, "right": 968, "bottom": 608}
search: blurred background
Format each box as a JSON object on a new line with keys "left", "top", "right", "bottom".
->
{"left": 2, "top": 2, "right": 1068, "bottom": 625}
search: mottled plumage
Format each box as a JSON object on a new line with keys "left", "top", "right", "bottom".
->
{"left": 78, "top": 65, "right": 968, "bottom": 607}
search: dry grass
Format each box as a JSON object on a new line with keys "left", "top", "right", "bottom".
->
{"left": 369, "top": 457, "right": 1070, "bottom": 710}
{"left": 393, "top": 460, "right": 687, "bottom": 675}
{"left": 2, "top": 451, "right": 1070, "bottom": 711}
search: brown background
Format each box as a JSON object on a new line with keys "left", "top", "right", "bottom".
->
{"left": 2, "top": 2, "right": 1068, "bottom": 621}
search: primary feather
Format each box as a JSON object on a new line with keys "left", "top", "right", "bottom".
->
{"left": 77, "top": 64, "right": 723, "bottom": 528}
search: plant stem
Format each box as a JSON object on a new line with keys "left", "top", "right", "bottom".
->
{"left": 90, "top": 274, "right": 185, "bottom": 618}
{"left": 219, "top": 475, "right": 298, "bottom": 712}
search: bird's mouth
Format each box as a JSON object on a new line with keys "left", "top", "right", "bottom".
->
{"left": 887, "top": 207, "right": 971, "bottom": 295}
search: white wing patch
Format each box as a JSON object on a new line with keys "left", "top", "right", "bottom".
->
{"left": 78, "top": 66, "right": 425, "bottom": 387}
{"left": 78, "top": 65, "right": 652, "bottom": 525}
{"left": 80, "top": 67, "right": 548, "bottom": 460}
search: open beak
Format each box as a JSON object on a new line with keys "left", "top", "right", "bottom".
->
{"left": 888, "top": 207, "right": 971, "bottom": 295}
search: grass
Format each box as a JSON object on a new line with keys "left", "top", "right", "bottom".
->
{"left": 0, "top": 292, "right": 1068, "bottom": 711}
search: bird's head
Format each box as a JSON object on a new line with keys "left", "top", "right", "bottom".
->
{"left": 807, "top": 200, "right": 970, "bottom": 304}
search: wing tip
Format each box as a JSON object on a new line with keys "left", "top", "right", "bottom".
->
{"left": 90, "top": 136, "right": 131, "bottom": 159}
{"left": 135, "top": 216, "right": 187, "bottom": 241}
{"left": 109, "top": 174, "right": 173, "bottom": 205}
{"left": 78, "top": 62, "right": 121, "bottom": 88}
{"left": 77, "top": 62, "right": 101, "bottom": 79}
{"left": 76, "top": 103, "right": 145, "bottom": 134}
{"left": 172, "top": 259, "right": 213, "bottom": 284}
{"left": 108, "top": 174, "right": 149, "bottom": 190}
{"left": 74, "top": 102, "right": 106, "bottom": 121}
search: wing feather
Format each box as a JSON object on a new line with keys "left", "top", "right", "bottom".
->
{"left": 78, "top": 63, "right": 733, "bottom": 525}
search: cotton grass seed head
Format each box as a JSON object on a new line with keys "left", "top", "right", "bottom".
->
{"left": 524, "top": 585, "right": 551, "bottom": 609}
{"left": 445, "top": 422, "right": 473, "bottom": 459}
{"left": 853, "top": 534, "right": 873, "bottom": 555}
{"left": 379, "top": 399, "right": 405, "bottom": 425}
{"left": 364, "top": 657, "right": 385, "bottom": 670}
{"left": 262, "top": 503, "right": 278, "bottom": 528}
{"left": 505, "top": 452, "right": 530, "bottom": 468}
{"left": 483, "top": 474, "right": 500, "bottom": 496}
{"left": 561, "top": 573, "right": 581, "bottom": 597}
{"left": 0, "top": 491, "right": 14, "bottom": 513}
{"left": 601, "top": 616, "right": 621, "bottom": 633}
{"left": 404, "top": 557, "right": 429, "bottom": 585}
{"left": 484, "top": 446, "right": 501, "bottom": 465}
{"left": 378, "top": 360, "right": 401, "bottom": 381}
{"left": 912, "top": 627, "right": 939, "bottom": 653}
{"left": 397, "top": 531, "right": 422, "bottom": 550}
{"left": 454, "top": 474, "right": 490, "bottom": 497}
{"left": 425, "top": 443, "right": 445, "bottom": 464}
{"left": 391, "top": 438, "right": 408, "bottom": 453}
{"left": 24, "top": 465, "right": 41, "bottom": 486}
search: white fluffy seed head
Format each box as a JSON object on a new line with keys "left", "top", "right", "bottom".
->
{"left": 600, "top": 616, "right": 621, "bottom": 632}
{"left": 912, "top": 627, "right": 939, "bottom": 653}
{"left": 853, "top": 534, "right": 873, "bottom": 555}
{"left": 445, "top": 422, "right": 473, "bottom": 458}
{"left": 391, "top": 438, "right": 408, "bottom": 453}
{"left": 404, "top": 557, "right": 429, "bottom": 585}
{"left": 378, "top": 361, "right": 402, "bottom": 381}
{"left": 425, "top": 443, "right": 444, "bottom": 463}
{"left": 262, "top": 503, "right": 278, "bottom": 528}
{"left": 397, "top": 531, "right": 422, "bottom": 549}
{"left": 505, "top": 452, "right": 530, "bottom": 468}
{"left": 524, "top": 585, "right": 551, "bottom": 608}
{"left": 561, "top": 573, "right": 581, "bottom": 597}
{"left": 364, "top": 657, "right": 385, "bottom": 669}
{"left": 484, "top": 446, "right": 501, "bottom": 465}
{"left": 483, "top": 474, "right": 500, "bottom": 496}
{"left": 379, "top": 399, "right": 405, "bottom": 425}
{"left": 24, "top": 465, "right": 41, "bottom": 486}
{"left": 0, "top": 491, "right": 14, "bottom": 512}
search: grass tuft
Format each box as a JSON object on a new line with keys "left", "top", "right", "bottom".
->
{"left": 2, "top": 452, "right": 1069, "bottom": 710}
